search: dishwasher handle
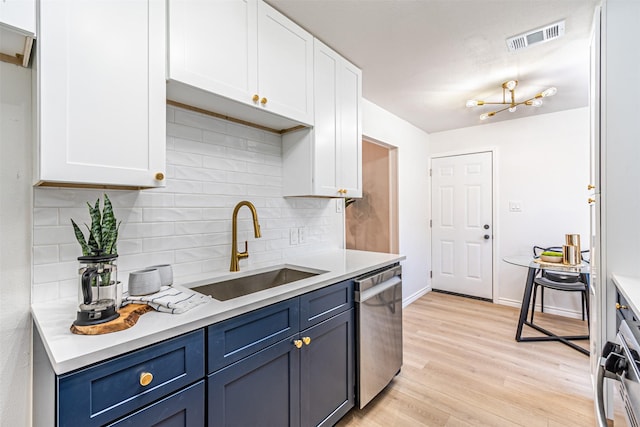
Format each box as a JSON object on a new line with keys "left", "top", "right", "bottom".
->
{"left": 356, "top": 276, "right": 401, "bottom": 303}
{"left": 355, "top": 265, "right": 401, "bottom": 292}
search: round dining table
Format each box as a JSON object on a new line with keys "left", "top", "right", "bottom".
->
{"left": 503, "top": 255, "right": 590, "bottom": 355}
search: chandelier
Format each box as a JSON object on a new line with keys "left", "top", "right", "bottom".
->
{"left": 466, "top": 80, "right": 557, "bottom": 120}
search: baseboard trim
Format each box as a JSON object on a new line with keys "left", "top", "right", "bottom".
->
{"left": 496, "top": 297, "right": 584, "bottom": 319}
{"left": 403, "top": 286, "right": 431, "bottom": 308}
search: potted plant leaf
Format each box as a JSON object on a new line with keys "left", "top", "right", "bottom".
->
{"left": 71, "top": 194, "right": 122, "bottom": 306}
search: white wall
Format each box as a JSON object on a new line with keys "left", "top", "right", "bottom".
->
{"left": 362, "top": 99, "right": 431, "bottom": 305}
{"left": 32, "top": 105, "right": 345, "bottom": 303}
{"left": 0, "top": 62, "right": 33, "bottom": 426}
{"left": 430, "top": 108, "right": 590, "bottom": 316}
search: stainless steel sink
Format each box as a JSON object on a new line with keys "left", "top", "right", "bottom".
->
{"left": 191, "top": 267, "right": 321, "bottom": 301}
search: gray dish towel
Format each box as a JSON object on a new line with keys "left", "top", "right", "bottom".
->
{"left": 123, "top": 285, "right": 211, "bottom": 314}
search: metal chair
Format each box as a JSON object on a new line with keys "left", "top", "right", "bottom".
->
{"left": 531, "top": 246, "right": 590, "bottom": 325}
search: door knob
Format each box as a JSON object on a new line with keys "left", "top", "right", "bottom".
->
{"left": 588, "top": 184, "right": 596, "bottom": 190}
{"left": 588, "top": 198, "right": 596, "bottom": 204}
{"left": 484, "top": 234, "right": 490, "bottom": 240}
{"left": 484, "top": 224, "right": 490, "bottom": 230}
{"left": 302, "top": 336, "right": 311, "bottom": 345}
{"left": 293, "top": 339, "right": 303, "bottom": 349}
{"left": 252, "top": 94, "right": 259, "bottom": 102}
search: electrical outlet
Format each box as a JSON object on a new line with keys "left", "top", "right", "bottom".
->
{"left": 336, "top": 199, "right": 344, "bottom": 213}
{"left": 289, "top": 228, "right": 299, "bottom": 245}
{"left": 298, "top": 227, "right": 307, "bottom": 244}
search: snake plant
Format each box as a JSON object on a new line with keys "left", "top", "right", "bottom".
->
{"left": 71, "top": 194, "right": 121, "bottom": 257}
{"left": 71, "top": 194, "right": 121, "bottom": 287}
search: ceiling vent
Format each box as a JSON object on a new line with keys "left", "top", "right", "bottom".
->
{"left": 506, "top": 20, "right": 565, "bottom": 52}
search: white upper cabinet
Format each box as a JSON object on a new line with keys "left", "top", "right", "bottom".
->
{"left": 283, "top": 39, "right": 362, "bottom": 198}
{"left": 36, "top": 0, "right": 166, "bottom": 189}
{"left": 0, "top": 0, "right": 34, "bottom": 33}
{"left": 167, "top": 0, "right": 314, "bottom": 132}
{"left": 0, "top": 0, "right": 35, "bottom": 67}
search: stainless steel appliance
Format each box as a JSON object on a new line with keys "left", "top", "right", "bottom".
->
{"left": 354, "top": 263, "right": 402, "bottom": 408}
{"left": 596, "top": 319, "right": 640, "bottom": 427}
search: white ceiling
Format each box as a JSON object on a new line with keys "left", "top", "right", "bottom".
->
{"left": 266, "top": 0, "right": 600, "bottom": 134}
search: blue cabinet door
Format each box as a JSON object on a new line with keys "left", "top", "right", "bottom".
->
{"left": 208, "top": 336, "right": 301, "bottom": 427}
{"left": 300, "top": 308, "right": 354, "bottom": 427}
{"left": 108, "top": 381, "right": 205, "bottom": 427}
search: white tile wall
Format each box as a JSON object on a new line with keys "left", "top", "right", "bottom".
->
{"left": 32, "top": 106, "right": 344, "bottom": 303}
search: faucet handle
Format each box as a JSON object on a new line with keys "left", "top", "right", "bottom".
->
{"left": 238, "top": 241, "right": 249, "bottom": 260}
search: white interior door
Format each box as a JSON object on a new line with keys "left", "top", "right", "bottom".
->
{"left": 431, "top": 152, "right": 493, "bottom": 299}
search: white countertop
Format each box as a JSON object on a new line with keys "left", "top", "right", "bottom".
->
{"left": 612, "top": 274, "right": 640, "bottom": 316}
{"left": 32, "top": 249, "right": 405, "bottom": 375}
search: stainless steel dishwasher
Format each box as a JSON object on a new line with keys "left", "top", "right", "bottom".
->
{"left": 355, "top": 263, "right": 403, "bottom": 408}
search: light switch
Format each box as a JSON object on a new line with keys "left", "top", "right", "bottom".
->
{"left": 509, "top": 200, "right": 523, "bottom": 212}
{"left": 289, "top": 228, "right": 299, "bottom": 245}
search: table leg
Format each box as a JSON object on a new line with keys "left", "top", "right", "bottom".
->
{"left": 515, "top": 267, "right": 537, "bottom": 341}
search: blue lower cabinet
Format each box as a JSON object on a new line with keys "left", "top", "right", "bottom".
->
{"left": 108, "top": 381, "right": 205, "bottom": 427}
{"left": 300, "top": 309, "right": 354, "bottom": 427}
{"left": 208, "top": 337, "right": 301, "bottom": 427}
{"left": 57, "top": 330, "right": 205, "bottom": 427}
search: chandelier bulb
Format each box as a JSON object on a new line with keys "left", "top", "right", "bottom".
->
{"left": 531, "top": 99, "right": 543, "bottom": 107}
{"left": 504, "top": 80, "right": 517, "bottom": 91}
{"left": 541, "top": 87, "right": 557, "bottom": 97}
{"left": 466, "top": 100, "right": 478, "bottom": 108}
{"left": 509, "top": 106, "right": 517, "bottom": 113}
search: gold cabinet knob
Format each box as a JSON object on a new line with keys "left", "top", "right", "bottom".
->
{"left": 588, "top": 197, "right": 596, "bottom": 204}
{"left": 616, "top": 303, "right": 628, "bottom": 310}
{"left": 155, "top": 172, "right": 165, "bottom": 181}
{"left": 587, "top": 184, "right": 596, "bottom": 190}
{"left": 302, "top": 336, "right": 311, "bottom": 345}
{"left": 252, "top": 94, "right": 259, "bottom": 102}
{"left": 260, "top": 97, "right": 267, "bottom": 105}
{"left": 293, "top": 339, "right": 303, "bottom": 349}
{"left": 337, "top": 189, "right": 347, "bottom": 195}
{"left": 139, "top": 372, "right": 153, "bottom": 387}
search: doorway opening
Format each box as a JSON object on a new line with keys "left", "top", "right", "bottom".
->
{"left": 345, "top": 139, "right": 399, "bottom": 253}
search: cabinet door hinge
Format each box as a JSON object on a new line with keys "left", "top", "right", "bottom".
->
{"left": 429, "top": 168, "right": 432, "bottom": 177}
{"left": 430, "top": 270, "right": 433, "bottom": 278}
{"left": 429, "top": 219, "right": 432, "bottom": 228}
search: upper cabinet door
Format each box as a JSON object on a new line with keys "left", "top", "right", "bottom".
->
{"left": 337, "top": 60, "right": 362, "bottom": 197}
{"left": 37, "top": 0, "right": 166, "bottom": 189}
{"left": 168, "top": 0, "right": 258, "bottom": 104}
{"left": 256, "top": 1, "right": 313, "bottom": 125}
{"left": 167, "top": 0, "right": 313, "bottom": 131}
{"left": 0, "top": 0, "right": 35, "bottom": 34}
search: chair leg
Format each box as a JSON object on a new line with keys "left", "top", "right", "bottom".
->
{"left": 580, "top": 292, "right": 585, "bottom": 321}
{"left": 584, "top": 290, "right": 590, "bottom": 330}
{"left": 540, "top": 286, "right": 545, "bottom": 313}
{"left": 530, "top": 284, "right": 538, "bottom": 323}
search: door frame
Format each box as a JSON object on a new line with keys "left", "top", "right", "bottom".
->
{"left": 429, "top": 147, "right": 499, "bottom": 301}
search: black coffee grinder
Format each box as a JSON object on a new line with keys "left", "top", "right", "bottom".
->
{"left": 73, "top": 253, "right": 120, "bottom": 326}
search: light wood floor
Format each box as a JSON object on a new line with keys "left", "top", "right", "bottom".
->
{"left": 337, "top": 291, "right": 594, "bottom": 427}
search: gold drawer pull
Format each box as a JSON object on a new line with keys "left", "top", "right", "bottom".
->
{"left": 155, "top": 172, "right": 165, "bottom": 181}
{"left": 302, "top": 336, "right": 311, "bottom": 346}
{"left": 588, "top": 197, "right": 596, "bottom": 204}
{"left": 616, "top": 303, "right": 628, "bottom": 310}
{"left": 252, "top": 94, "right": 259, "bottom": 102}
{"left": 293, "top": 339, "right": 303, "bottom": 349}
{"left": 139, "top": 372, "right": 153, "bottom": 387}
{"left": 260, "top": 97, "right": 268, "bottom": 105}
{"left": 587, "top": 184, "right": 595, "bottom": 190}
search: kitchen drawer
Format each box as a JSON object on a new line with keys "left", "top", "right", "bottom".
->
{"left": 108, "top": 380, "right": 205, "bottom": 427}
{"left": 57, "top": 330, "right": 205, "bottom": 427}
{"left": 299, "top": 279, "right": 354, "bottom": 330}
{"left": 208, "top": 298, "right": 299, "bottom": 373}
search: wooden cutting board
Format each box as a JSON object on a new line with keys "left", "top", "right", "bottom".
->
{"left": 70, "top": 304, "right": 153, "bottom": 335}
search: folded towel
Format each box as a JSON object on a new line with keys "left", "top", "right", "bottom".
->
{"left": 123, "top": 285, "right": 211, "bottom": 314}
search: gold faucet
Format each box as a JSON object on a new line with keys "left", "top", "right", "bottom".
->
{"left": 230, "top": 201, "right": 261, "bottom": 272}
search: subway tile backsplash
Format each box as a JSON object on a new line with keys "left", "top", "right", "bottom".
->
{"left": 32, "top": 106, "right": 344, "bottom": 303}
